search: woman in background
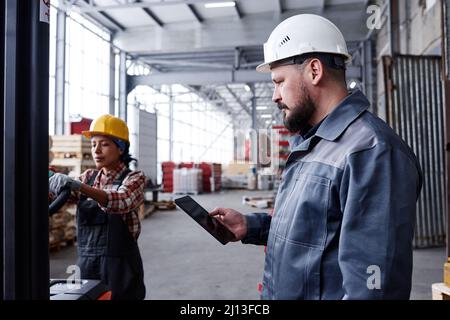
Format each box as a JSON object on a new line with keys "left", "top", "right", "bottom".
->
{"left": 49, "top": 114, "right": 146, "bottom": 300}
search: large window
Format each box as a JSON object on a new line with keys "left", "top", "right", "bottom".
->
{"left": 128, "top": 85, "right": 233, "bottom": 183}
{"left": 65, "top": 12, "right": 111, "bottom": 120}
{"left": 49, "top": 5, "right": 57, "bottom": 134}
{"left": 49, "top": 4, "right": 114, "bottom": 134}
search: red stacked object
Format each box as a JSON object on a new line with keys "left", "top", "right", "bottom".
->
{"left": 199, "top": 162, "right": 212, "bottom": 192}
{"left": 197, "top": 162, "right": 222, "bottom": 193}
{"left": 161, "top": 161, "right": 176, "bottom": 193}
{"left": 161, "top": 161, "right": 222, "bottom": 193}
{"left": 179, "top": 162, "right": 194, "bottom": 169}
{"left": 70, "top": 117, "right": 93, "bottom": 135}
{"left": 212, "top": 163, "right": 222, "bottom": 192}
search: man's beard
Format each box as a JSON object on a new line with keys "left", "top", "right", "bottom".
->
{"left": 278, "top": 83, "right": 316, "bottom": 134}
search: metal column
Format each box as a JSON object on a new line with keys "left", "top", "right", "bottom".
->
{"left": 362, "top": 39, "right": 376, "bottom": 113}
{"left": 118, "top": 51, "right": 127, "bottom": 121}
{"left": 389, "top": 0, "right": 400, "bottom": 56}
{"left": 251, "top": 84, "right": 257, "bottom": 130}
{"left": 169, "top": 85, "right": 174, "bottom": 161}
{"left": 109, "top": 46, "right": 116, "bottom": 115}
{"left": 442, "top": 0, "right": 450, "bottom": 285}
{"left": 54, "top": 8, "right": 66, "bottom": 135}
{"left": 2, "top": 0, "right": 50, "bottom": 299}
{"left": 0, "top": 0, "right": 5, "bottom": 301}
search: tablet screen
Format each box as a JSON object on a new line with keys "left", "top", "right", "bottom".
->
{"left": 175, "top": 195, "right": 235, "bottom": 245}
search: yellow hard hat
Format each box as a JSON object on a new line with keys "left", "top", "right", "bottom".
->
{"left": 82, "top": 114, "right": 129, "bottom": 142}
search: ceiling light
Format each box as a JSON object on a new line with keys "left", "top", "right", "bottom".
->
{"left": 244, "top": 85, "right": 251, "bottom": 92}
{"left": 349, "top": 81, "right": 357, "bottom": 89}
{"left": 204, "top": 1, "right": 236, "bottom": 9}
{"left": 261, "top": 114, "right": 272, "bottom": 119}
{"left": 256, "top": 106, "right": 268, "bottom": 110}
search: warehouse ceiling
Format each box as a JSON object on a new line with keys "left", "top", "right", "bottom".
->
{"left": 60, "top": 0, "right": 373, "bottom": 128}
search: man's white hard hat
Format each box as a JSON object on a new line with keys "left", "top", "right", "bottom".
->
{"left": 256, "top": 14, "right": 352, "bottom": 73}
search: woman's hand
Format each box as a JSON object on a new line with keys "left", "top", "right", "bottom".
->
{"left": 49, "top": 173, "right": 81, "bottom": 195}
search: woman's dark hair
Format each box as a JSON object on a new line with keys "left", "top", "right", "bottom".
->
{"left": 119, "top": 143, "right": 138, "bottom": 168}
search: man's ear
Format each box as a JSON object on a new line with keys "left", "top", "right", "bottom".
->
{"left": 308, "top": 58, "right": 324, "bottom": 86}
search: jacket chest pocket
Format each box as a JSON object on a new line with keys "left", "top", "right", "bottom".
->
{"left": 278, "top": 173, "right": 330, "bottom": 249}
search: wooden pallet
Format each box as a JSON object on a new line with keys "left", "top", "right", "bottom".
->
{"left": 173, "top": 193, "right": 200, "bottom": 196}
{"left": 49, "top": 204, "right": 77, "bottom": 252}
{"left": 243, "top": 196, "right": 274, "bottom": 209}
{"left": 50, "top": 158, "right": 96, "bottom": 176}
{"left": 50, "top": 135, "right": 94, "bottom": 173}
{"left": 50, "top": 135, "right": 91, "bottom": 153}
{"left": 152, "top": 200, "right": 176, "bottom": 210}
{"left": 49, "top": 238, "right": 76, "bottom": 252}
{"left": 52, "top": 151, "right": 92, "bottom": 160}
{"left": 138, "top": 203, "right": 157, "bottom": 220}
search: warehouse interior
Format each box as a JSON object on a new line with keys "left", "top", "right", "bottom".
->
{"left": 1, "top": 0, "right": 450, "bottom": 300}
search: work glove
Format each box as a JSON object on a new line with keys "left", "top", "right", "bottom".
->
{"left": 49, "top": 173, "right": 82, "bottom": 195}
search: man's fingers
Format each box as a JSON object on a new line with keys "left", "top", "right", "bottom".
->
{"left": 209, "top": 207, "right": 226, "bottom": 216}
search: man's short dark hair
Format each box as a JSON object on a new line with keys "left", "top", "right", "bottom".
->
{"left": 270, "top": 52, "right": 347, "bottom": 84}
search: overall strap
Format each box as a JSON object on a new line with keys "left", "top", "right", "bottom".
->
{"left": 112, "top": 168, "right": 132, "bottom": 189}
{"left": 87, "top": 170, "right": 100, "bottom": 187}
{"left": 79, "top": 170, "right": 100, "bottom": 200}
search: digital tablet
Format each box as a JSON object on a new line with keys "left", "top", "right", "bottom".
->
{"left": 175, "top": 195, "right": 235, "bottom": 245}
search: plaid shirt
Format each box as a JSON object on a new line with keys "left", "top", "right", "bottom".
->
{"left": 74, "top": 162, "right": 146, "bottom": 240}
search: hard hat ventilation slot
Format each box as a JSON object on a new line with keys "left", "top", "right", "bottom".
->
{"left": 279, "top": 35, "right": 291, "bottom": 47}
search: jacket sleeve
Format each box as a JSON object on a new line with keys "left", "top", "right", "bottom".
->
{"left": 338, "top": 142, "right": 422, "bottom": 299}
{"left": 241, "top": 212, "right": 272, "bottom": 245}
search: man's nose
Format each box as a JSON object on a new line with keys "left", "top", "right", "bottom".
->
{"left": 272, "top": 88, "right": 281, "bottom": 104}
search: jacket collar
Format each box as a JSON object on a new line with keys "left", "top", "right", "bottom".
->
{"left": 315, "top": 90, "right": 370, "bottom": 141}
{"left": 100, "top": 162, "right": 127, "bottom": 180}
{"left": 290, "top": 90, "right": 370, "bottom": 152}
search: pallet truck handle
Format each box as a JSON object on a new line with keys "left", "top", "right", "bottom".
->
{"left": 49, "top": 188, "right": 71, "bottom": 216}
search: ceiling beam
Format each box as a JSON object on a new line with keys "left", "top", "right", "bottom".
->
{"left": 186, "top": 4, "right": 203, "bottom": 23}
{"left": 98, "top": 11, "right": 126, "bottom": 31}
{"left": 128, "top": 69, "right": 271, "bottom": 88}
{"left": 224, "top": 86, "right": 251, "bottom": 116}
{"left": 65, "top": 0, "right": 126, "bottom": 32}
{"left": 316, "top": 0, "right": 325, "bottom": 13}
{"left": 185, "top": 85, "right": 237, "bottom": 118}
{"left": 71, "top": 0, "right": 244, "bottom": 12}
{"left": 234, "top": 1, "right": 243, "bottom": 19}
{"left": 274, "top": 0, "right": 283, "bottom": 14}
{"left": 142, "top": 58, "right": 232, "bottom": 69}
{"left": 127, "top": 65, "right": 361, "bottom": 88}
{"left": 114, "top": 9, "right": 369, "bottom": 53}
{"left": 134, "top": 0, "right": 164, "bottom": 27}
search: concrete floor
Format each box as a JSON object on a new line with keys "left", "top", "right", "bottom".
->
{"left": 50, "top": 189, "right": 447, "bottom": 300}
